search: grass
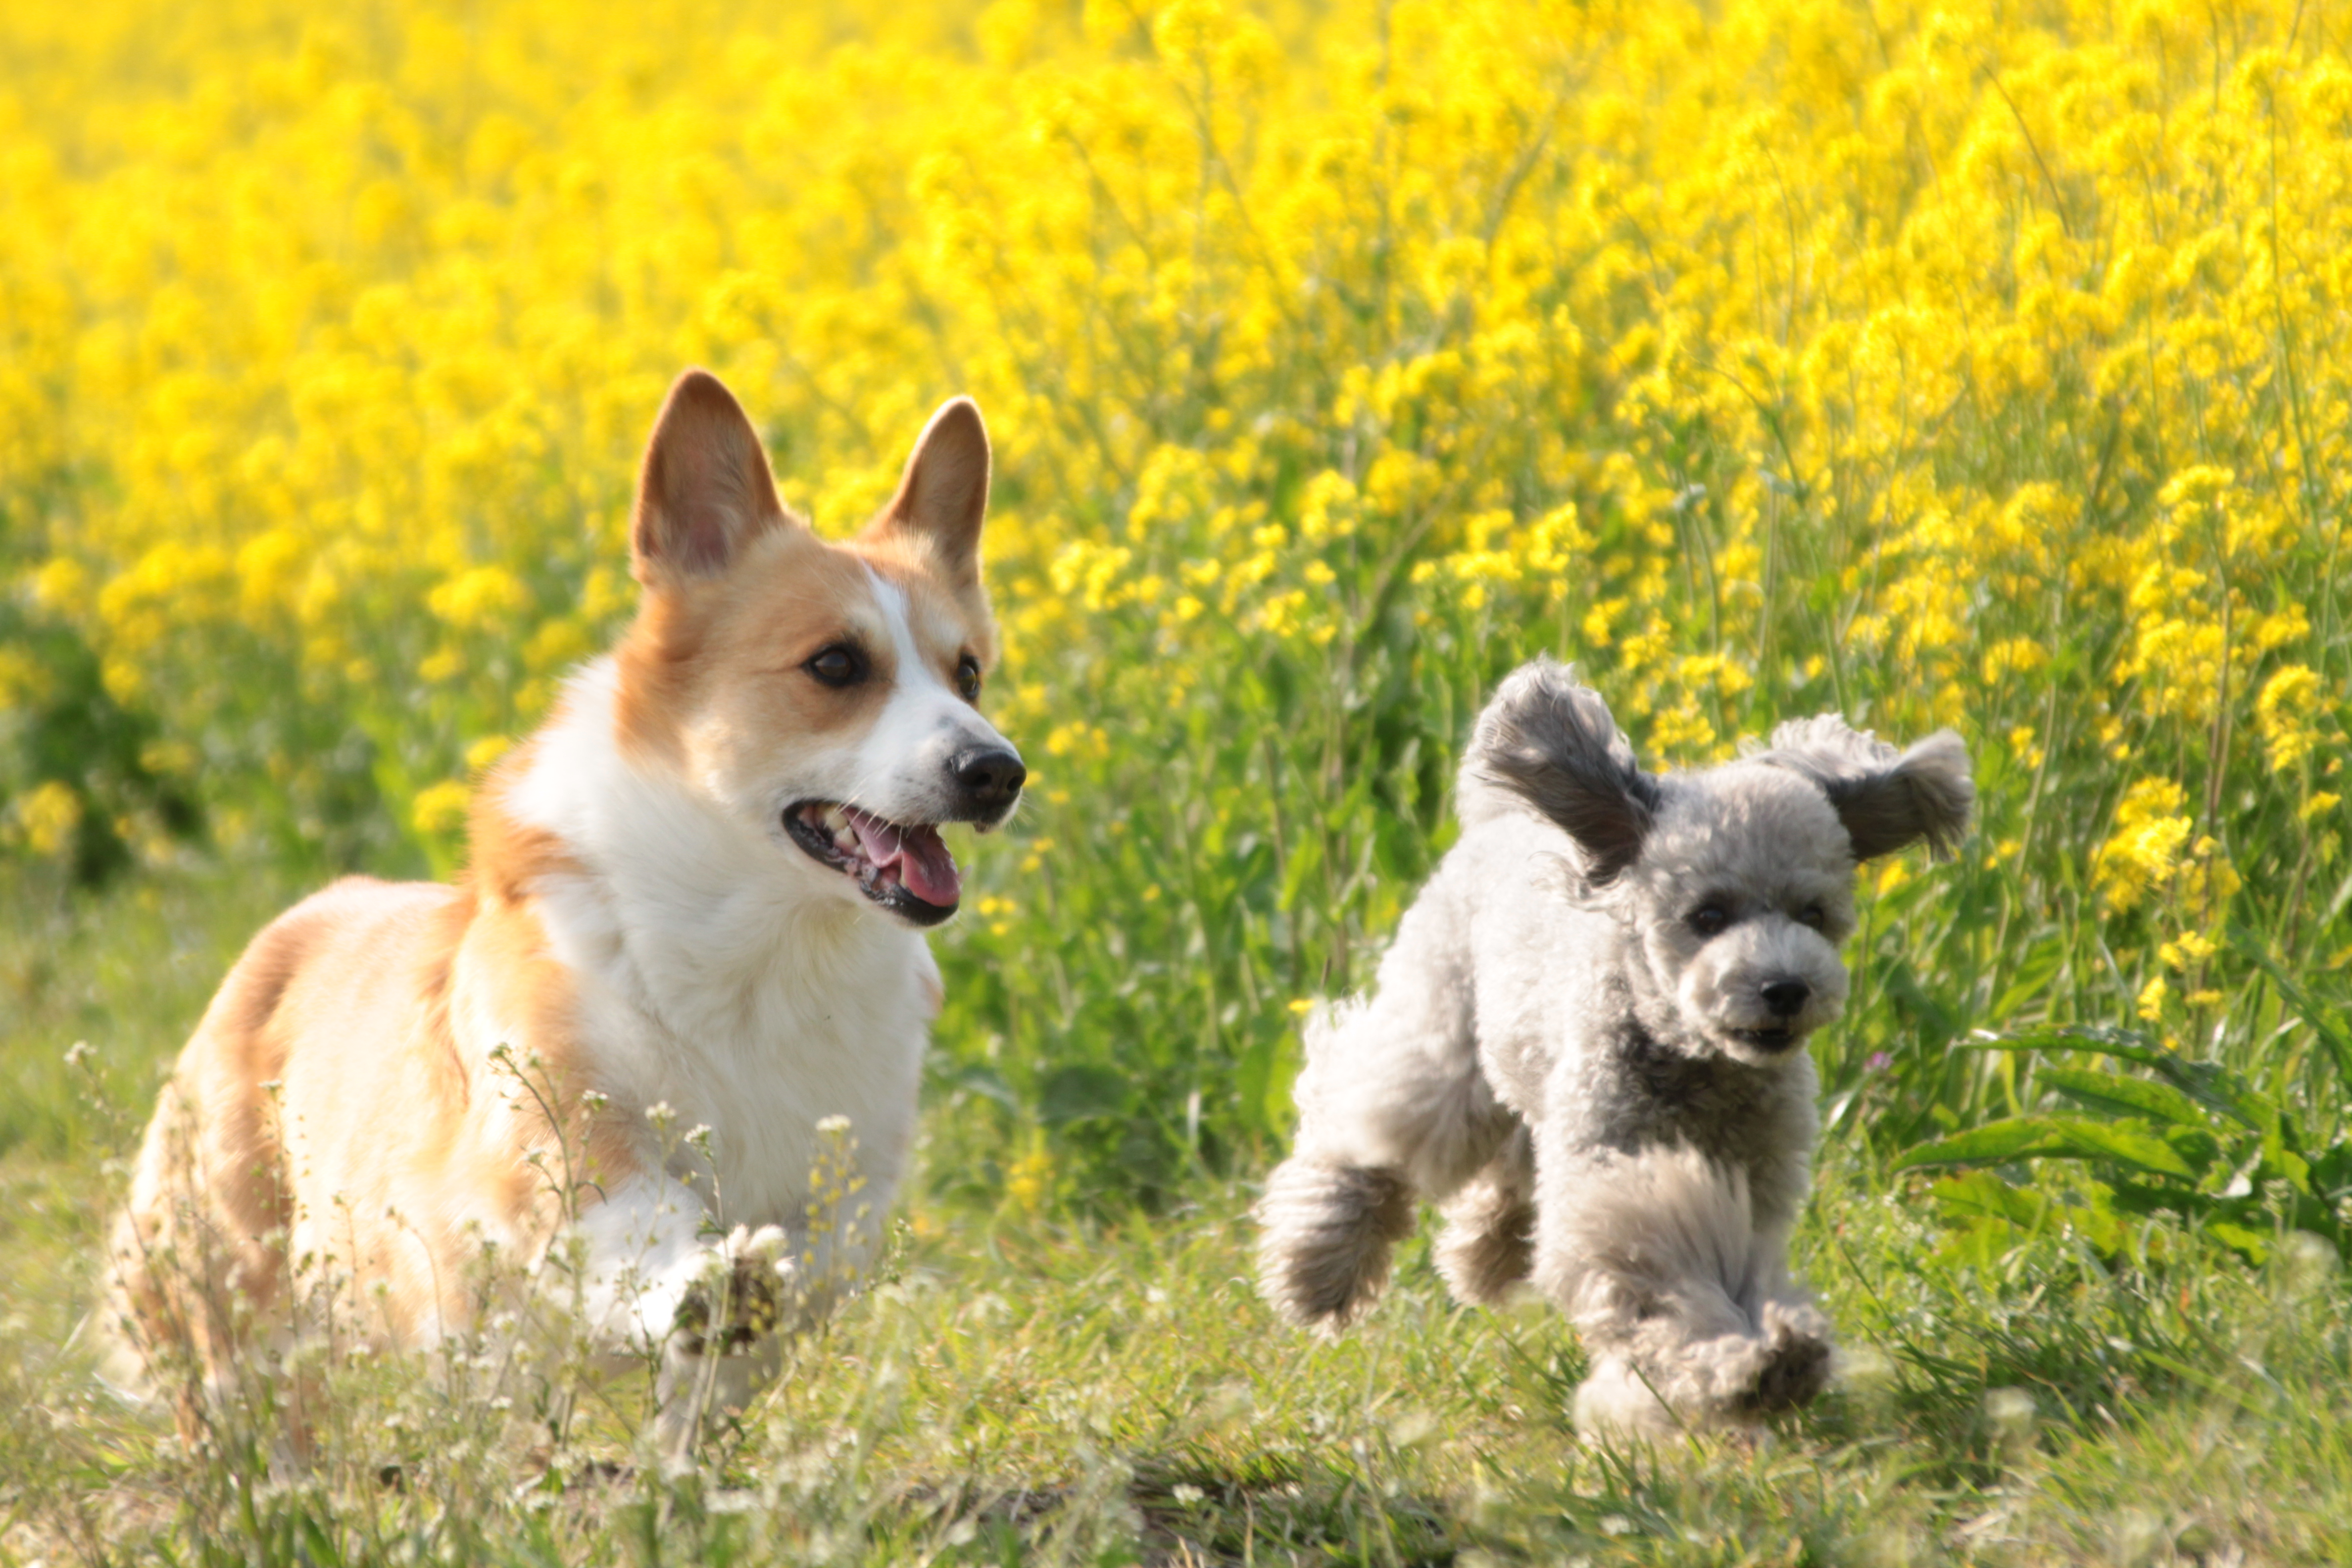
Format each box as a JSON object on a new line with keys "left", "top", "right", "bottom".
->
{"left": 6, "top": 860, "right": 2352, "bottom": 1566}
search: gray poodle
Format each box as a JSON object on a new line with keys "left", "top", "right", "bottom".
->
{"left": 1256, "top": 659, "right": 1972, "bottom": 1437}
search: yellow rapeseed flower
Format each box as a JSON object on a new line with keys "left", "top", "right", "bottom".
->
{"left": 15, "top": 781, "right": 83, "bottom": 859}
{"left": 2095, "top": 779, "right": 2193, "bottom": 912}
{"left": 411, "top": 780, "right": 472, "bottom": 839}
{"left": 2256, "top": 665, "right": 2327, "bottom": 773}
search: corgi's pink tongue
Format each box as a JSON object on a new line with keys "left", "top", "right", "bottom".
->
{"left": 844, "top": 809, "right": 961, "bottom": 907}
{"left": 895, "top": 828, "right": 960, "bottom": 905}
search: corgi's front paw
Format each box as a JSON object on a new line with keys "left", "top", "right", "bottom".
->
{"left": 671, "top": 1225, "right": 792, "bottom": 1353}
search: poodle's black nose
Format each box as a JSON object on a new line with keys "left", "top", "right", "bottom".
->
{"left": 1761, "top": 979, "right": 1810, "bottom": 1018}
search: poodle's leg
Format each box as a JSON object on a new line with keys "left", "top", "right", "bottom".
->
{"left": 1255, "top": 1158, "right": 1418, "bottom": 1331}
{"left": 1736, "top": 1137, "right": 1834, "bottom": 1417}
{"left": 1257, "top": 894, "right": 1512, "bottom": 1332}
{"left": 1433, "top": 1123, "right": 1536, "bottom": 1307}
{"left": 1532, "top": 1140, "right": 1829, "bottom": 1437}
{"left": 1734, "top": 1228, "right": 1833, "bottom": 1417}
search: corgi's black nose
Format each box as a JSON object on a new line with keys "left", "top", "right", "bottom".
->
{"left": 951, "top": 747, "right": 1027, "bottom": 810}
{"left": 1761, "top": 979, "right": 1810, "bottom": 1018}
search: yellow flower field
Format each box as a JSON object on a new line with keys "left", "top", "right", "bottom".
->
{"left": 2, "top": 0, "right": 2346, "bottom": 1202}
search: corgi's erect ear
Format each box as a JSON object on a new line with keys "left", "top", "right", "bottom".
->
{"left": 1759, "top": 715, "right": 1974, "bottom": 861}
{"left": 1467, "top": 658, "right": 1662, "bottom": 884}
{"left": 632, "top": 370, "right": 788, "bottom": 584}
{"left": 870, "top": 397, "right": 990, "bottom": 588}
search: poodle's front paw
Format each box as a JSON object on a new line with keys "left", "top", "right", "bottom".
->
{"left": 1255, "top": 1159, "right": 1416, "bottom": 1333}
{"left": 1740, "top": 1301, "right": 1832, "bottom": 1414}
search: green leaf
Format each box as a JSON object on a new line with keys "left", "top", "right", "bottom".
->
{"left": 2309, "top": 1143, "right": 2352, "bottom": 1194}
{"left": 1897, "top": 1114, "right": 2198, "bottom": 1180}
{"left": 1896, "top": 1116, "right": 2075, "bottom": 1170}
{"left": 1967, "top": 1026, "right": 2275, "bottom": 1130}
{"left": 2204, "top": 1220, "right": 2272, "bottom": 1264}
{"left": 1929, "top": 1171, "right": 2051, "bottom": 1229}
{"left": 2068, "top": 1179, "right": 2133, "bottom": 1254}
{"left": 2145, "top": 1055, "right": 2277, "bottom": 1133}
{"left": 1990, "top": 940, "right": 2065, "bottom": 1021}
{"left": 2106, "top": 1177, "right": 2202, "bottom": 1222}
{"left": 1961, "top": 1024, "right": 2168, "bottom": 1068}
{"left": 2040, "top": 1065, "right": 2209, "bottom": 1130}
{"left": 1036, "top": 1064, "right": 1130, "bottom": 1127}
{"left": 1232, "top": 1026, "right": 1289, "bottom": 1143}
{"left": 297, "top": 1515, "right": 345, "bottom": 1568}
{"left": 2260, "top": 1131, "right": 2314, "bottom": 1197}
{"left": 2229, "top": 925, "right": 2352, "bottom": 1090}
{"left": 1276, "top": 828, "right": 1324, "bottom": 912}
{"left": 1927, "top": 1172, "right": 2148, "bottom": 1257}
{"left": 2163, "top": 1126, "right": 2225, "bottom": 1181}
{"left": 2049, "top": 1116, "right": 2201, "bottom": 1180}
{"left": 948, "top": 1062, "right": 1020, "bottom": 1111}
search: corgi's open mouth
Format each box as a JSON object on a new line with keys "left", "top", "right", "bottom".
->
{"left": 1729, "top": 1027, "right": 1805, "bottom": 1053}
{"left": 785, "top": 802, "right": 961, "bottom": 926}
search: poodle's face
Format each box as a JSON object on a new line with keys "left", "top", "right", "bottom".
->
{"left": 1466, "top": 661, "right": 1974, "bottom": 1067}
{"left": 1622, "top": 771, "right": 1860, "bottom": 1066}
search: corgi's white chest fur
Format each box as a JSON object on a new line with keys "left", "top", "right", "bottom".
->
{"left": 516, "top": 658, "right": 935, "bottom": 1229}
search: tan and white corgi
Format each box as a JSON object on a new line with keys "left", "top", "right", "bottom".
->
{"left": 105, "top": 369, "right": 1022, "bottom": 1450}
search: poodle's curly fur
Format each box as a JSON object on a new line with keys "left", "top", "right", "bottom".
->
{"left": 1256, "top": 659, "right": 1972, "bottom": 1438}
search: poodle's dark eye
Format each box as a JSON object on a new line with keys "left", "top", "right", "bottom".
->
{"left": 955, "top": 654, "right": 982, "bottom": 701}
{"left": 805, "top": 644, "right": 866, "bottom": 688}
{"left": 1797, "top": 904, "right": 1828, "bottom": 930}
{"left": 1688, "top": 905, "right": 1732, "bottom": 938}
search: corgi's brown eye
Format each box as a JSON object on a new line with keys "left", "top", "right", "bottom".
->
{"left": 1689, "top": 905, "right": 1731, "bottom": 938}
{"left": 806, "top": 645, "right": 866, "bottom": 687}
{"left": 955, "top": 654, "right": 982, "bottom": 701}
{"left": 1797, "top": 904, "right": 1827, "bottom": 930}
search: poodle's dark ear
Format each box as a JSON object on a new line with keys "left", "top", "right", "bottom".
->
{"left": 1467, "top": 658, "right": 1661, "bottom": 883}
{"left": 1759, "top": 715, "right": 1974, "bottom": 861}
